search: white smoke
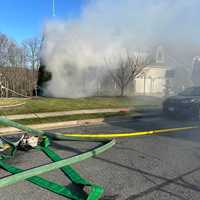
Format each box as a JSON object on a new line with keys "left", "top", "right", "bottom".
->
{"left": 42, "top": 0, "right": 200, "bottom": 97}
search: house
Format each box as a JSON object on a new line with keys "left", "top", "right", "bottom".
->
{"left": 134, "top": 46, "right": 175, "bottom": 97}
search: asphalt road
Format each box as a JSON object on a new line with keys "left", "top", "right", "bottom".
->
{"left": 1, "top": 115, "right": 200, "bottom": 200}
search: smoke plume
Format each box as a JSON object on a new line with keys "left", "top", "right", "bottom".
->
{"left": 42, "top": 0, "right": 200, "bottom": 97}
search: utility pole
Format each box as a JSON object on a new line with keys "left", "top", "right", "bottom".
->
{"left": 52, "top": 0, "right": 56, "bottom": 17}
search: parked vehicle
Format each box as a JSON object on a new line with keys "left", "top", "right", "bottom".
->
{"left": 163, "top": 87, "right": 200, "bottom": 120}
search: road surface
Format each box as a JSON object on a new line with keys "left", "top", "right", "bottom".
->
{"left": 1, "top": 115, "right": 200, "bottom": 200}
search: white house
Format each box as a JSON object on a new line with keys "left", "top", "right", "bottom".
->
{"left": 135, "top": 46, "right": 172, "bottom": 97}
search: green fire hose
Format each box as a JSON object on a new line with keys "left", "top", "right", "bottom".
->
{"left": 0, "top": 117, "right": 115, "bottom": 200}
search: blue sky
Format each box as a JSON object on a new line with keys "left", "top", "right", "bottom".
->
{"left": 0, "top": 0, "right": 86, "bottom": 42}
{"left": 1, "top": 0, "right": 200, "bottom": 45}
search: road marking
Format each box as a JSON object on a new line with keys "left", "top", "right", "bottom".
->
{"left": 63, "top": 126, "right": 199, "bottom": 138}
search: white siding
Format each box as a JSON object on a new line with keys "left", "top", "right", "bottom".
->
{"left": 135, "top": 66, "right": 167, "bottom": 96}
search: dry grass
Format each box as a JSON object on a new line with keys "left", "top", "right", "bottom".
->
{"left": 0, "top": 98, "right": 25, "bottom": 106}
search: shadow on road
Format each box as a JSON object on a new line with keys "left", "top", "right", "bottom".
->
{"left": 103, "top": 112, "right": 200, "bottom": 144}
{"left": 52, "top": 141, "right": 200, "bottom": 200}
{"left": 104, "top": 113, "right": 196, "bottom": 131}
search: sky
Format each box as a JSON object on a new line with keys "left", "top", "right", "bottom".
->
{"left": 0, "top": 0, "right": 86, "bottom": 42}
{"left": 0, "top": 0, "right": 200, "bottom": 45}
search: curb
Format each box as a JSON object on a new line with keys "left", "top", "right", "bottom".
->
{"left": 6, "top": 108, "right": 130, "bottom": 120}
{"left": 0, "top": 118, "right": 105, "bottom": 136}
{"left": 0, "top": 111, "right": 161, "bottom": 136}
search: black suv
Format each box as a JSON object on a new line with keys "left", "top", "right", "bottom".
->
{"left": 163, "top": 87, "right": 200, "bottom": 120}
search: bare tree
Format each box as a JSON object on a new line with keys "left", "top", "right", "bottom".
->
{"left": 0, "top": 33, "right": 37, "bottom": 97}
{"left": 0, "top": 33, "right": 26, "bottom": 68}
{"left": 22, "top": 37, "right": 42, "bottom": 96}
{"left": 7, "top": 43, "right": 23, "bottom": 67}
{"left": 107, "top": 52, "right": 146, "bottom": 96}
{"left": 0, "top": 33, "right": 12, "bottom": 67}
{"left": 22, "top": 37, "right": 41, "bottom": 72}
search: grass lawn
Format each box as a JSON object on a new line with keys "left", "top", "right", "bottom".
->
{"left": 0, "top": 96, "right": 162, "bottom": 116}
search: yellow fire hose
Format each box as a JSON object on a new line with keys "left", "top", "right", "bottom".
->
{"left": 61, "top": 126, "right": 199, "bottom": 138}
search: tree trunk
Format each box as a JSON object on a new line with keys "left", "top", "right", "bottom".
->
{"left": 120, "top": 87, "right": 124, "bottom": 96}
